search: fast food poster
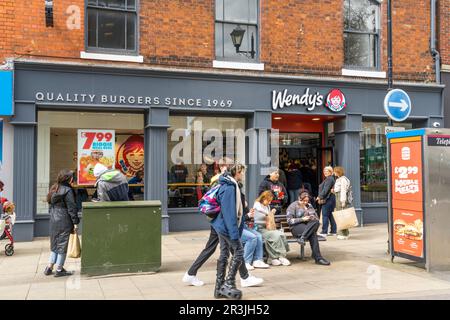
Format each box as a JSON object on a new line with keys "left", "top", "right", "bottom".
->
{"left": 77, "top": 129, "right": 115, "bottom": 185}
{"left": 390, "top": 138, "right": 423, "bottom": 205}
{"left": 390, "top": 136, "right": 424, "bottom": 259}
{"left": 115, "top": 135, "right": 144, "bottom": 178}
{"left": 393, "top": 208, "right": 424, "bottom": 258}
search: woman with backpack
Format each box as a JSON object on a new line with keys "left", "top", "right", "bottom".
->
{"left": 333, "top": 166, "right": 352, "bottom": 240}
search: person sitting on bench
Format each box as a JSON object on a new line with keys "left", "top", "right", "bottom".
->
{"left": 286, "top": 192, "right": 331, "bottom": 266}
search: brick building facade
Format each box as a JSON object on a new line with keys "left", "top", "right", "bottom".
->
{"left": 0, "top": 1, "right": 445, "bottom": 241}
{"left": 0, "top": 0, "right": 440, "bottom": 82}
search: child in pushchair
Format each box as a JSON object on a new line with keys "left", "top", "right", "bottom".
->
{"left": 0, "top": 201, "right": 15, "bottom": 256}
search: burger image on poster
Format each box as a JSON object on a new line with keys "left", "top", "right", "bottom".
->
{"left": 401, "top": 147, "right": 411, "bottom": 161}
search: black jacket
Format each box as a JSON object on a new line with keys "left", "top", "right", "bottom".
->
{"left": 49, "top": 184, "right": 79, "bottom": 254}
{"left": 258, "top": 176, "right": 288, "bottom": 215}
{"left": 286, "top": 169, "right": 303, "bottom": 190}
{"left": 318, "top": 176, "right": 336, "bottom": 200}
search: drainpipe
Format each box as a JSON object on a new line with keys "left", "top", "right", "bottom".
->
{"left": 431, "top": 0, "right": 441, "bottom": 84}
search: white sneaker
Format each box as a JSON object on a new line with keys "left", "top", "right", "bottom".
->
{"left": 253, "top": 260, "right": 270, "bottom": 269}
{"left": 271, "top": 258, "right": 282, "bottom": 266}
{"left": 182, "top": 272, "right": 204, "bottom": 286}
{"left": 318, "top": 233, "right": 328, "bottom": 237}
{"left": 279, "top": 257, "right": 291, "bottom": 266}
{"left": 245, "top": 262, "right": 255, "bottom": 270}
{"left": 337, "top": 235, "right": 349, "bottom": 240}
{"left": 241, "top": 274, "right": 264, "bottom": 287}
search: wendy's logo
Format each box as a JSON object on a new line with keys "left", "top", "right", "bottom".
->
{"left": 325, "top": 89, "right": 346, "bottom": 112}
{"left": 115, "top": 135, "right": 144, "bottom": 178}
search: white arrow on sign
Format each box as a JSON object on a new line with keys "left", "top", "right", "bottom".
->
{"left": 388, "top": 99, "right": 408, "bottom": 112}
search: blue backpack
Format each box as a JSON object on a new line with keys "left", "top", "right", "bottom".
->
{"left": 198, "top": 184, "right": 221, "bottom": 221}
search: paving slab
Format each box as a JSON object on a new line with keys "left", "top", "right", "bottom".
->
{"left": 3, "top": 224, "right": 450, "bottom": 300}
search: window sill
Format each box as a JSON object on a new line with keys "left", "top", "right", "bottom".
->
{"left": 213, "top": 60, "right": 264, "bottom": 71}
{"left": 80, "top": 51, "right": 144, "bottom": 63}
{"left": 342, "top": 68, "right": 386, "bottom": 78}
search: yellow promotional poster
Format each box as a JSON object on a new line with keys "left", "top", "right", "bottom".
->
{"left": 77, "top": 129, "right": 115, "bottom": 185}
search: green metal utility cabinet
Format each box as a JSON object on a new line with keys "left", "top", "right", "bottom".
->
{"left": 81, "top": 201, "right": 161, "bottom": 276}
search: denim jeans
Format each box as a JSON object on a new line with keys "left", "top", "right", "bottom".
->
{"left": 241, "top": 227, "right": 264, "bottom": 264}
{"left": 49, "top": 251, "right": 67, "bottom": 269}
{"left": 321, "top": 194, "right": 337, "bottom": 234}
{"left": 288, "top": 189, "right": 300, "bottom": 204}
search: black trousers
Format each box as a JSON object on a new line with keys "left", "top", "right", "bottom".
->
{"left": 187, "top": 226, "right": 248, "bottom": 279}
{"left": 290, "top": 220, "right": 323, "bottom": 261}
{"left": 217, "top": 232, "right": 246, "bottom": 280}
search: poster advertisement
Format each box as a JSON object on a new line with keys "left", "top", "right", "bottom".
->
{"left": 115, "top": 135, "right": 144, "bottom": 179}
{"left": 77, "top": 129, "right": 115, "bottom": 185}
{"left": 393, "top": 208, "right": 424, "bottom": 258}
{"left": 390, "top": 136, "right": 424, "bottom": 259}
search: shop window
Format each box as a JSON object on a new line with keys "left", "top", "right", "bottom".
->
{"left": 167, "top": 116, "right": 245, "bottom": 209}
{"left": 36, "top": 111, "right": 144, "bottom": 214}
{"left": 215, "top": 0, "right": 259, "bottom": 62}
{"left": 360, "top": 121, "right": 413, "bottom": 203}
{"left": 87, "top": 0, "right": 137, "bottom": 54}
{"left": 344, "top": 0, "right": 381, "bottom": 69}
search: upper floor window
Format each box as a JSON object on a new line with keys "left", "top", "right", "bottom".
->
{"left": 87, "top": 0, "right": 137, "bottom": 54}
{"left": 215, "top": 0, "right": 259, "bottom": 62}
{"left": 344, "top": 0, "right": 380, "bottom": 69}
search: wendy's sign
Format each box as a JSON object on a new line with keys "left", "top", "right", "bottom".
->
{"left": 272, "top": 88, "right": 346, "bottom": 113}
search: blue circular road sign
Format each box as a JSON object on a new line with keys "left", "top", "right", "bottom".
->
{"left": 384, "top": 89, "right": 412, "bottom": 122}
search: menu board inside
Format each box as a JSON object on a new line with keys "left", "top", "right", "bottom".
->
{"left": 390, "top": 136, "right": 424, "bottom": 260}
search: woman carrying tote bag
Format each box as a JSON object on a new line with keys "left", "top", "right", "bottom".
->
{"left": 333, "top": 167, "right": 356, "bottom": 240}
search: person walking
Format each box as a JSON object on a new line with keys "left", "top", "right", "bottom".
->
{"left": 182, "top": 159, "right": 263, "bottom": 291}
{"left": 93, "top": 163, "right": 129, "bottom": 201}
{"left": 316, "top": 166, "right": 336, "bottom": 237}
{"left": 257, "top": 168, "right": 288, "bottom": 215}
{"left": 211, "top": 164, "right": 261, "bottom": 299}
{"left": 253, "top": 191, "right": 291, "bottom": 266}
{"left": 44, "top": 169, "right": 80, "bottom": 277}
{"left": 286, "top": 192, "right": 330, "bottom": 265}
{"left": 333, "top": 166, "right": 352, "bottom": 240}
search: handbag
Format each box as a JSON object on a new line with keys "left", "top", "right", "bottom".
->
{"left": 332, "top": 207, "right": 359, "bottom": 232}
{"left": 266, "top": 212, "right": 277, "bottom": 231}
{"left": 68, "top": 231, "right": 81, "bottom": 258}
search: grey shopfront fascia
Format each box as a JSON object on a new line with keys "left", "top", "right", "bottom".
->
{"left": 10, "top": 61, "right": 444, "bottom": 241}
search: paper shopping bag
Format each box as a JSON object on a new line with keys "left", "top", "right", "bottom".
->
{"left": 332, "top": 207, "right": 359, "bottom": 232}
{"left": 68, "top": 232, "right": 81, "bottom": 258}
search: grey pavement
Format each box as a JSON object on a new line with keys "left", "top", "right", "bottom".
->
{"left": 1, "top": 224, "right": 450, "bottom": 300}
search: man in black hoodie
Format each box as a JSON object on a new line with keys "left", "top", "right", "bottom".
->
{"left": 258, "top": 167, "right": 288, "bottom": 215}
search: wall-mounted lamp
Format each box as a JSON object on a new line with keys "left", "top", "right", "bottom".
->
{"left": 230, "top": 25, "right": 255, "bottom": 59}
{"left": 45, "top": 0, "right": 54, "bottom": 27}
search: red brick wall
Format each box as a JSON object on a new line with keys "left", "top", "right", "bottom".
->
{"left": 0, "top": 0, "right": 15, "bottom": 62}
{"left": 440, "top": 0, "right": 450, "bottom": 66}
{"left": 140, "top": 0, "right": 214, "bottom": 67}
{"left": 384, "top": 0, "right": 435, "bottom": 81}
{"left": 261, "top": 0, "right": 343, "bottom": 76}
{"left": 0, "top": 0, "right": 437, "bottom": 82}
{"left": 3, "top": 1, "right": 85, "bottom": 62}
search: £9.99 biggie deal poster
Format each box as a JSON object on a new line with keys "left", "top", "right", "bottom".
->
{"left": 390, "top": 136, "right": 424, "bottom": 258}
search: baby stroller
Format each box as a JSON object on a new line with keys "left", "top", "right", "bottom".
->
{"left": 0, "top": 201, "right": 15, "bottom": 256}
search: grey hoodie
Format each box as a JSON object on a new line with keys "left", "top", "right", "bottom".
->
{"left": 95, "top": 170, "right": 129, "bottom": 201}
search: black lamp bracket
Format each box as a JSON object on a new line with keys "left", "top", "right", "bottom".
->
{"left": 45, "top": 0, "right": 54, "bottom": 28}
